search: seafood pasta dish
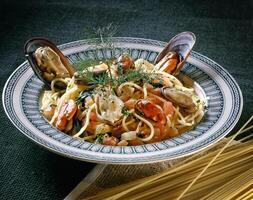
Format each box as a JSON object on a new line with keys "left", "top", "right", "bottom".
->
{"left": 26, "top": 32, "right": 206, "bottom": 146}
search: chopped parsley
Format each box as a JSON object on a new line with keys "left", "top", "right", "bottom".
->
{"left": 95, "top": 133, "right": 104, "bottom": 144}
{"left": 122, "top": 107, "right": 131, "bottom": 116}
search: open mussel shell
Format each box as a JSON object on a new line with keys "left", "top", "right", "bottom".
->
{"left": 161, "top": 87, "right": 197, "bottom": 113}
{"left": 24, "top": 37, "right": 75, "bottom": 88}
{"left": 155, "top": 32, "right": 196, "bottom": 75}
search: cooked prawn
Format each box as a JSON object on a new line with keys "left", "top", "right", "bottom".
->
{"left": 55, "top": 99, "right": 77, "bottom": 131}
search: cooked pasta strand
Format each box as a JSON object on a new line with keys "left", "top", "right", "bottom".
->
{"left": 133, "top": 113, "right": 155, "bottom": 142}
{"left": 73, "top": 104, "right": 95, "bottom": 138}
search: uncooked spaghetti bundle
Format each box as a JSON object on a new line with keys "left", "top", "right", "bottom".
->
{"left": 82, "top": 116, "right": 253, "bottom": 200}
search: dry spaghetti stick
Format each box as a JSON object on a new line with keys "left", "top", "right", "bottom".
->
{"left": 152, "top": 163, "right": 253, "bottom": 200}
{"left": 236, "top": 187, "right": 253, "bottom": 200}
{"left": 185, "top": 162, "right": 253, "bottom": 199}
{"left": 129, "top": 151, "right": 253, "bottom": 200}
{"left": 238, "top": 125, "right": 253, "bottom": 142}
{"left": 152, "top": 155, "right": 253, "bottom": 200}
{"left": 91, "top": 145, "right": 253, "bottom": 199}
{"left": 88, "top": 125, "right": 253, "bottom": 200}
{"left": 183, "top": 166, "right": 253, "bottom": 200}
{"left": 101, "top": 135, "right": 253, "bottom": 199}
{"left": 101, "top": 138, "right": 251, "bottom": 199}
{"left": 175, "top": 115, "right": 253, "bottom": 200}
{"left": 87, "top": 124, "right": 253, "bottom": 200}
{"left": 202, "top": 168, "right": 253, "bottom": 200}
{"left": 141, "top": 137, "right": 253, "bottom": 200}
{"left": 130, "top": 162, "right": 252, "bottom": 200}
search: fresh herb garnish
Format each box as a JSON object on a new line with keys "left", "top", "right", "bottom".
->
{"left": 73, "top": 23, "right": 119, "bottom": 74}
{"left": 122, "top": 107, "right": 131, "bottom": 116}
{"left": 95, "top": 133, "right": 104, "bottom": 144}
{"left": 75, "top": 67, "right": 159, "bottom": 88}
{"left": 84, "top": 23, "right": 119, "bottom": 59}
{"left": 74, "top": 59, "right": 101, "bottom": 71}
{"left": 119, "top": 68, "right": 159, "bottom": 85}
{"left": 76, "top": 90, "right": 93, "bottom": 104}
{"left": 75, "top": 70, "right": 111, "bottom": 86}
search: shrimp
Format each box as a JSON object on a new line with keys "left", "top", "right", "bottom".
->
{"left": 117, "top": 54, "right": 134, "bottom": 70}
{"left": 163, "top": 101, "right": 174, "bottom": 116}
{"left": 55, "top": 99, "right": 77, "bottom": 131}
{"left": 151, "top": 76, "right": 173, "bottom": 87}
{"left": 103, "top": 135, "right": 119, "bottom": 146}
{"left": 135, "top": 99, "right": 166, "bottom": 125}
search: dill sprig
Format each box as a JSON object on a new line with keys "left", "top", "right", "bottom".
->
{"left": 73, "top": 24, "right": 160, "bottom": 89}
{"left": 117, "top": 68, "right": 158, "bottom": 85}
{"left": 74, "top": 59, "right": 100, "bottom": 71}
{"left": 74, "top": 23, "right": 119, "bottom": 74}
{"left": 74, "top": 70, "right": 111, "bottom": 86}
{"left": 85, "top": 23, "right": 118, "bottom": 50}
{"left": 75, "top": 67, "right": 159, "bottom": 88}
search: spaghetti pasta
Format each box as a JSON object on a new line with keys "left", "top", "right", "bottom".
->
{"left": 40, "top": 55, "right": 206, "bottom": 146}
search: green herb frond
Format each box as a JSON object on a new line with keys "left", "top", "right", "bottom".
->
{"left": 85, "top": 23, "right": 118, "bottom": 49}
{"left": 122, "top": 107, "right": 132, "bottom": 117}
{"left": 74, "top": 59, "right": 101, "bottom": 71}
{"left": 95, "top": 133, "right": 104, "bottom": 144}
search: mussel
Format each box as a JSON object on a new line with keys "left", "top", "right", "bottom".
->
{"left": 154, "top": 32, "right": 196, "bottom": 75}
{"left": 24, "top": 38, "right": 75, "bottom": 88}
{"left": 161, "top": 87, "right": 197, "bottom": 113}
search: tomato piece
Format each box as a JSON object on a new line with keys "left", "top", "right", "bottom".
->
{"left": 147, "top": 97, "right": 162, "bottom": 106}
{"left": 86, "top": 121, "right": 100, "bottom": 134}
{"left": 89, "top": 111, "right": 97, "bottom": 121}
{"left": 117, "top": 140, "right": 128, "bottom": 146}
{"left": 166, "top": 127, "right": 179, "bottom": 137}
{"left": 55, "top": 104, "right": 68, "bottom": 130}
{"left": 55, "top": 99, "right": 77, "bottom": 131}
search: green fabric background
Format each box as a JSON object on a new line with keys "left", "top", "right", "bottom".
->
{"left": 0, "top": 0, "right": 252, "bottom": 199}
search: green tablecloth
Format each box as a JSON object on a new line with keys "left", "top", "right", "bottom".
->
{"left": 0, "top": 0, "right": 252, "bottom": 199}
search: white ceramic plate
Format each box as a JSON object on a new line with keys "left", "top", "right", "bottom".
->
{"left": 2, "top": 37, "right": 243, "bottom": 164}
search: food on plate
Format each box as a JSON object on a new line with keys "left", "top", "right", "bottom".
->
{"left": 26, "top": 32, "right": 206, "bottom": 146}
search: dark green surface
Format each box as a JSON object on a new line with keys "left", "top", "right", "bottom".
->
{"left": 0, "top": 0, "right": 252, "bottom": 199}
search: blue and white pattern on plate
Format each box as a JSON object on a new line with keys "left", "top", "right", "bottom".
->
{"left": 2, "top": 37, "right": 243, "bottom": 164}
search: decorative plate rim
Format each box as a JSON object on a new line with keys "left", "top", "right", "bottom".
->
{"left": 2, "top": 37, "right": 243, "bottom": 164}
